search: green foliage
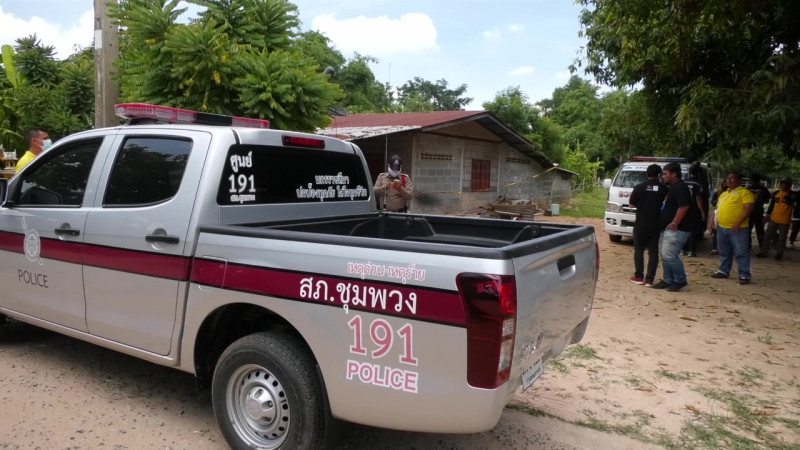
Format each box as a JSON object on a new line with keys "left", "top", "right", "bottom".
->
{"left": 0, "top": 37, "right": 94, "bottom": 152}
{"left": 112, "top": 0, "right": 343, "bottom": 130}
{"left": 577, "top": 0, "right": 800, "bottom": 159}
{"left": 482, "top": 86, "right": 565, "bottom": 162}
{"left": 397, "top": 76, "right": 473, "bottom": 111}
{"left": 336, "top": 54, "right": 390, "bottom": 113}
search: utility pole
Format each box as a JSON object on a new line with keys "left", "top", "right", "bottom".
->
{"left": 94, "top": 0, "right": 119, "bottom": 128}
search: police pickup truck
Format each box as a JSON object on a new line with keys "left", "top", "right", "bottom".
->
{"left": 0, "top": 104, "right": 598, "bottom": 449}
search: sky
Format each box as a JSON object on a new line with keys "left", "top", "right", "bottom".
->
{"left": 0, "top": 0, "right": 589, "bottom": 109}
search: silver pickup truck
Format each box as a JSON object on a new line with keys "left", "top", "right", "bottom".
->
{"left": 0, "top": 105, "right": 598, "bottom": 450}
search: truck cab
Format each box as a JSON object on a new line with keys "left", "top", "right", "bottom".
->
{"left": 602, "top": 156, "right": 711, "bottom": 242}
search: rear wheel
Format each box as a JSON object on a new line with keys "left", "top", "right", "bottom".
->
{"left": 609, "top": 234, "right": 623, "bottom": 243}
{"left": 212, "top": 332, "right": 324, "bottom": 450}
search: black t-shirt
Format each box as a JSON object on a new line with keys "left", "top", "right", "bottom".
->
{"left": 629, "top": 178, "right": 667, "bottom": 231}
{"left": 749, "top": 185, "right": 770, "bottom": 216}
{"left": 684, "top": 178, "right": 703, "bottom": 227}
{"left": 659, "top": 180, "right": 696, "bottom": 231}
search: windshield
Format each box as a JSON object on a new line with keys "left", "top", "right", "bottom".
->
{"left": 613, "top": 166, "right": 689, "bottom": 188}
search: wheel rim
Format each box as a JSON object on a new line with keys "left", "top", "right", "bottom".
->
{"left": 226, "top": 364, "right": 291, "bottom": 449}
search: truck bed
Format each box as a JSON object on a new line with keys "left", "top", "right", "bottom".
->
{"left": 203, "top": 212, "right": 595, "bottom": 257}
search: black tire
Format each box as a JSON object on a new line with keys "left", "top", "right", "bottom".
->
{"left": 212, "top": 332, "right": 324, "bottom": 450}
{"left": 609, "top": 234, "right": 623, "bottom": 243}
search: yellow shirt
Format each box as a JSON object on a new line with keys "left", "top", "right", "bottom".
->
{"left": 769, "top": 190, "right": 794, "bottom": 224}
{"left": 717, "top": 187, "right": 755, "bottom": 228}
{"left": 15, "top": 151, "right": 37, "bottom": 173}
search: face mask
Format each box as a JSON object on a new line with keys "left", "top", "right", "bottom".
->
{"left": 388, "top": 167, "right": 401, "bottom": 178}
{"left": 41, "top": 139, "right": 53, "bottom": 151}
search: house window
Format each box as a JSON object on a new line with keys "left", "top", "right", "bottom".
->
{"left": 471, "top": 158, "right": 491, "bottom": 192}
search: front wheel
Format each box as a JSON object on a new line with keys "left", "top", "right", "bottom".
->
{"left": 609, "top": 234, "right": 623, "bottom": 243}
{"left": 212, "top": 332, "right": 325, "bottom": 450}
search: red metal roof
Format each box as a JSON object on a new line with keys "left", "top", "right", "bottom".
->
{"left": 324, "top": 110, "right": 486, "bottom": 129}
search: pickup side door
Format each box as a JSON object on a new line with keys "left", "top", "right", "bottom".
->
{"left": 0, "top": 137, "right": 106, "bottom": 331}
{"left": 82, "top": 130, "right": 211, "bottom": 355}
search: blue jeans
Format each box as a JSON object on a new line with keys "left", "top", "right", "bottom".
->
{"left": 659, "top": 229, "right": 690, "bottom": 284}
{"left": 716, "top": 227, "right": 751, "bottom": 279}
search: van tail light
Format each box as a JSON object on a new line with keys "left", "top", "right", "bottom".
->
{"left": 456, "top": 273, "right": 517, "bottom": 389}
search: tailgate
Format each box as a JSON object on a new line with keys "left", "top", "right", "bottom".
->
{"left": 511, "top": 226, "right": 597, "bottom": 389}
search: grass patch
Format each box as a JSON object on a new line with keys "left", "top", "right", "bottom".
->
{"left": 563, "top": 344, "right": 598, "bottom": 360}
{"left": 757, "top": 332, "right": 774, "bottom": 345}
{"left": 655, "top": 369, "right": 692, "bottom": 381}
{"left": 679, "top": 387, "right": 798, "bottom": 449}
{"left": 733, "top": 366, "right": 765, "bottom": 388}
{"left": 560, "top": 188, "right": 606, "bottom": 219}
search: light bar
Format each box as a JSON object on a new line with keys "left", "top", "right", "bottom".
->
{"left": 115, "top": 103, "right": 270, "bottom": 129}
{"left": 282, "top": 135, "right": 325, "bottom": 149}
{"left": 632, "top": 156, "right": 688, "bottom": 163}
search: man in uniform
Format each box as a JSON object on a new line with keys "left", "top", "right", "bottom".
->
{"left": 628, "top": 164, "right": 667, "bottom": 287}
{"left": 374, "top": 155, "right": 413, "bottom": 212}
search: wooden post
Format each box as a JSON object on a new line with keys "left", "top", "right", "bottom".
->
{"left": 94, "top": 0, "right": 119, "bottom": 128}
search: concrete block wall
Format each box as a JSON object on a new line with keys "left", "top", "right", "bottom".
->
{"left": 411, "top": 134, "right": 463, "bottom": 214}
{"left": 497, "top": 144, "right": 547, "bottom": 203}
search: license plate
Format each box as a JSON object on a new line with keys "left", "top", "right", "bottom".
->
{"left": 521, "top": 359, "right": 544, "bottom": 391}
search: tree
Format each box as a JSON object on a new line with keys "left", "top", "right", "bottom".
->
{"left": 577, "top": 0, "right": 800, "bottom": 159}
{"left": 111, "top": 0, "right": 344, "bottom": 131}
{"left": 0, "top": 36, "right": 94, "bottom": 152}
{"left": 483, "top": 86, "right": 565, "bottom": 163}
{"left": 396, "top": 77, "right": 472, "bottom": 111}
{"left": 540, "top": 76, "right": 607, "bottom": 164}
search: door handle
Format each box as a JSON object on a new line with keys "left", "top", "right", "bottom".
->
{"left": 145, "top": 234, "right": 180, "bottom": 244}
{"left": 55, "top": 226, "right": 80, "bottom": 236}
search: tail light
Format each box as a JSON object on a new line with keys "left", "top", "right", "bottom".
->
{"left": 456, "top": 273, "right": 517, "bottom": 389}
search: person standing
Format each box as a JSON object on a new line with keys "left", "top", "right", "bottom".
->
{"left": 653, "top": 162, "right": 695, "bottom": 292}
{"left": 757, "top": 179, "right": 796, "bottom": 260}
{"left": 373, "top": 154, "right": 413, "bottom": 213}
{"left": 628, "top": 164, "right": 667, "bottom": 287}
{"left": 709, "top": 172, "right": 755, "bottom": 284}
{"left": 790, "top": 194, "right": 800, "bottom": 248}
{"left": 747, "top": 174, "right": 770, "bottom": 249}
{"left": 709, "top": 179, "right": 728, "bottom": 255}
{"left": 15, "top": 129, "right": 51, "bottom": 173}
{"left": 682, "top": 165, "right": 707, "bottom": 257}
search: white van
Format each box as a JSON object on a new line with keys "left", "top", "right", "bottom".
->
{"left": 602, "top": 157, "right": 711, "bottom": 242}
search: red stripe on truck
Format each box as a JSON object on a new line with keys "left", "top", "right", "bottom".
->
{"left": 191, "top": 258, "right": 467, "bottom": 326}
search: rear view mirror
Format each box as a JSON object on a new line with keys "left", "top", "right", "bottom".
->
{"left": 602, "top": 178, "right": 612, "bottom": 189}
{"left": 0, "top": 178, "right": 7, "bottom": 205}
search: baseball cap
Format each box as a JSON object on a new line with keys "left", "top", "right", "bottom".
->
{"left": 389, "top": 155, "right": 402, "bottom": 170}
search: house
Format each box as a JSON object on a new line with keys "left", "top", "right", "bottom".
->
{"left": 317, "top": 111, "right": 573, "bottom": 215}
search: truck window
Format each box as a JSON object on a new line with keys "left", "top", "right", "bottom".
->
{"left": 16, "top": 138, "right": 102, "bottom": 207}
{"left": 103, "top": 137, "right": 192, "bottom": 206}
{"left": 217, "top": 145, "right": 370, "bottom": 205}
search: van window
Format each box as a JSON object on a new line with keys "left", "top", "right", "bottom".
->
{"left": 217, "top": 145, "right": 370, "bottom": 205}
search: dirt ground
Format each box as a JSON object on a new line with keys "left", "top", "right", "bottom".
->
{"left": 1, "top": 215, "right": 798, "bottom": 449}
{"left": 514, "top": 216, "right": 800, "bottom": 449}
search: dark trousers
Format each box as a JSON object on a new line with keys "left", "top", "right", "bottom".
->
{"left": 633, "top": 228, "right": 660, "bottom": 282}
{"left": 790, "top": 220, "right": 800, "bottom": 244}
{"left": 750, "top": 215, "right": 765, "bottom": 248}
{"left": 682, "top": 220, "right": 704, "bottom": 253}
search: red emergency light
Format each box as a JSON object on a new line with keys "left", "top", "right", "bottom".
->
{"left": 632, "top": 156, "right": 688, "bottom": 163}
{"left": 115, "top": 103, "right": 270, "bottom": 129}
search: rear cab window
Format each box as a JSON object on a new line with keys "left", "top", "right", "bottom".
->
{"left": 217, "top": 145, "right": 370, "bottom": 205}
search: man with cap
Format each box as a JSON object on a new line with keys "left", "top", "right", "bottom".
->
{"left": 628, "top": 164, "right": 668, "bottom": 287}
{"left": 374, "top": 154, "right": 413, "bottom": 212}
{"left": 757, "top": 178, "right": 796, "bottom": 260}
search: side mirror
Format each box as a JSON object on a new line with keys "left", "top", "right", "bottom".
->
{"left": 602, "top": 178, "right": 612, "bottom": 190}
{"left": 0, "top": 178, "right": 7, "bottom": 205}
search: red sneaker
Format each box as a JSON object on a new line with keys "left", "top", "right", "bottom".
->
{"left": 630, "top": 276, "right": 644, "bottom": 285}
